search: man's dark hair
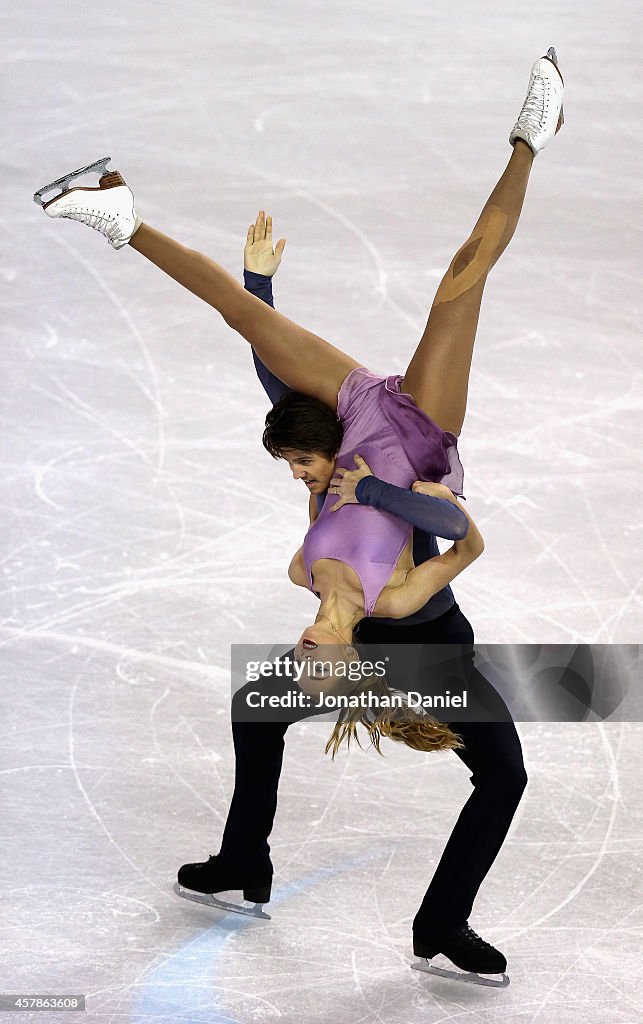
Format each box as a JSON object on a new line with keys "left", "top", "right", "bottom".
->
{"left": 262, "top": 391, "right": 343, "bottom": 460}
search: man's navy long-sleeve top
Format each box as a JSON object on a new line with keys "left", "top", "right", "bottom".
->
{"left": 244, "top": 269, "right": 460, "bottom": 624}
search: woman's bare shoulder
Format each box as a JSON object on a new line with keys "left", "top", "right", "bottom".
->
{"left": 288, "top": 546, "right": 309, "bottom": 588}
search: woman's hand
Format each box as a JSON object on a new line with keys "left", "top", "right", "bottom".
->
{"left": 244, "top": 210, "right": 286, "bottom": 277}
{"left": 411, "top": 480, "right": 456, "bottom": 501}
{"left": 329, "top": 454, "right": 373, "bottom": 511}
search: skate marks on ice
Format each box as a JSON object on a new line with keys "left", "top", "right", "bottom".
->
{"left": 172, "top": 848, "right": 389, "bottom": 924}
{"left": 173, "top": 881, "right": 271, "bottom": 920}
{"left": 411, "top": 957, "right": 510, "bottom": 989}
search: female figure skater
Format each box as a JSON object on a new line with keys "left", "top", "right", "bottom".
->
{"left": 35, "top": 49, "right": 564, "bottom": 982}
{"left": 40, "top": 186, "right": 487, "bottom": 675}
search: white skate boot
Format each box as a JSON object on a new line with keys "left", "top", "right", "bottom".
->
{"left": 509, "top": 47, "right": 564, "bottom": 155}
{"left": 34, "top": 157, "right": 141, "bottom": 250}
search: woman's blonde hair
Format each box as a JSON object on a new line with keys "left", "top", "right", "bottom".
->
{"left": 325, "top": 658, "right": 463, "bottom": 759}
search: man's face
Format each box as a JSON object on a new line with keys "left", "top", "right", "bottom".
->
{"left": 281, "top": 449, "right": 336, "bottom": 496}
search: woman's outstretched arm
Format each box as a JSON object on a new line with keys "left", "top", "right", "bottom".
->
{"left": 377, "top": 496, "right": 484, "bottom": 619}
{"left": 129, "top": 216, "right": 360, "bottom": 409}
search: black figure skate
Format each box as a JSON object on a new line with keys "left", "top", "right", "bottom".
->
{"left": 174, "top": 853, "right": 272, "bottom": 920}
{"left": 412, "top": 922, "right": 510, "bottom": 988}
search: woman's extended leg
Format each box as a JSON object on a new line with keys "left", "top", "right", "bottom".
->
{"left": 400, "top": 140, "right": 534, "bottom": 435}
{"left": 128, "top": 219, "right": 360, "bottom": 409}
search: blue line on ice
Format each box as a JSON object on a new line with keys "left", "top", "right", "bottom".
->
{"left": 131, "top": 849, "right": 387, "bottom": 1023}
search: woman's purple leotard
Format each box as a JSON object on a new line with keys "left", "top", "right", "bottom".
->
{"left": 302, "top": 367, "right": 464, "bottom": 615}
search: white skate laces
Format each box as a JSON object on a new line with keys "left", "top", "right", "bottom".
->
{"left": 54, "top": 198, "right": 138, "bottom": 249}
{"left": 37, "top": 162, "right": 141, "bottom": 250}
{"left": 509, "top": 48, "right": 564, "bottom": 155}
{"left": 516, "top": 75, "right": 546, "bottom": 135}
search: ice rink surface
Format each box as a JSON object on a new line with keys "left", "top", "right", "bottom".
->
{"left": 3, "top": 0, "right": 642, "bottom": 1021}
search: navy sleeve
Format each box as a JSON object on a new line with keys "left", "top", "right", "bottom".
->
{"left": 355, "top": 476, "right": 468, "bottom": 541}
{"left": 244, "top": 269, "right": 291, "bottom": 405}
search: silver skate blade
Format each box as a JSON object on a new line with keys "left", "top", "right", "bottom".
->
{"left": 412, "top": 959, "right": 510, "bottom": 988}
{"left": 33, "top": 156, "right": 112, "bottom": 207}
{"left": 543, "top": 47, "right": 564, "bottom": 85}
{"left": 173, "top": 882, "right": 271, "bottom": 920}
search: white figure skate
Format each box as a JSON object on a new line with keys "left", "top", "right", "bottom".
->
{"left": 173, "top": 882, "right": 271, "bottom": 920}
{"left": 34, "top": 156, "right": 141, "bottom": 249}
{"left": 509, "top": 46, "right": 564, "bottom": 154}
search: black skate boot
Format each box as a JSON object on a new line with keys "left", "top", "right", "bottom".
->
{"left": 412, "top": 922, "right": 509, "bottom": 987}
{"left": 174, "top": 853, "right": 273, "bottom": 919}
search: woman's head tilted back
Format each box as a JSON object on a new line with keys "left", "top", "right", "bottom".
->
{"left": 294, "top": 637, "right": 464, "bottom": 759}
{"left": 324, "top": 642, "right": 464, "bottom": 760}
{"left": 263, "top": 392, "right": 343, "bottom": 495}
{"left": 294, "top": 620, "right": 359, "bottom": 698}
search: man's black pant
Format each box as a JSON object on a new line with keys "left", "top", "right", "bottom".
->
{"left": 219, "top": 604, "right": 527, "bottom": 938}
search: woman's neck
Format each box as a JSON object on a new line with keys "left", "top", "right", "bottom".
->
{"left": 315, "top": 589, "right": 364, "bottom": 640}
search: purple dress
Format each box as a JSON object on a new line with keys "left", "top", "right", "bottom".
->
{"left": 302, "top": 367, "right": 464, "bottom": 615}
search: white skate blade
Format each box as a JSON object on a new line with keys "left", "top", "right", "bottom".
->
{"left": 33, "top": 156, "right": 112, "bottom": 207}
{"left": 412, "top": 958, "right": 510, "bottom": 988}
{"left": 173, "top": 882, "right": 271, "bottom": 920}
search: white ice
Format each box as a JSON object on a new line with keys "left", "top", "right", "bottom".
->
{"left": 2, "top": 0, "right": 642, "bottom": 1021}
